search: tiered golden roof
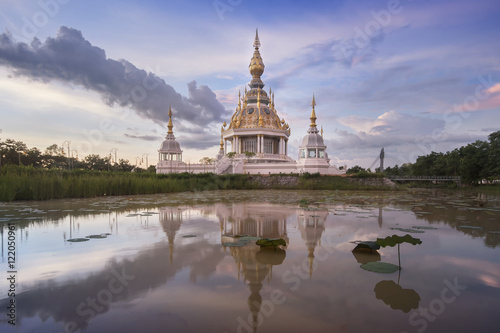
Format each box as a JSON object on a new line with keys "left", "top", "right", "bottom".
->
{"left": 223, "top": 30, "right": 290, "bottom": 133}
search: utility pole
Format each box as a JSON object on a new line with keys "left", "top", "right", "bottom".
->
{"left": 62, "top": 140, "right": 71, "bottom": 169}
{"left": 71, "top": 149, "right": 78, "bottom": 169}
{"left": 110, "top": 148, "right": 118, "bottom": 170}
{"left": 142, "top": 153, "right": 149, "bottom": 170}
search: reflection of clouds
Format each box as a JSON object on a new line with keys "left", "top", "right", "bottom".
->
{"left": 438, "top": 256, "right": 500, "bottom": 288}
{"left": 0, "top": 239, "right": 225, "bottom": 331}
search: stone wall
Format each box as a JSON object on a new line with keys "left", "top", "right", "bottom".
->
{"left": 247, "top": 175, "right": 398, "bottom": 189}
{"left": 248, "top": 175, "right": 299, "bottom": 187}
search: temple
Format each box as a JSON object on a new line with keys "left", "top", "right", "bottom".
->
{"left": 156, "top": 30, "right": 344, "bottom": 175}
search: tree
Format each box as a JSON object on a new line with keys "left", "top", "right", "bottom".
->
{"left": 83, "top": 154, "right": 108, "bottom": 171}
{"left": 115, "top": 159, "right": 134, "bottom": 172}
{"left": 486, "top": 131, "right": 500, "bottom": 179}
{"left": 458, "top": 140, "right": 489, "bottom": 185}
{"left": 346, "top": 165, "right": 366, "bottom": 174}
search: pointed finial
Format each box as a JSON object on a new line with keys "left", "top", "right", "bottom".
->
{"left": 220, "top": 134, "right": 224, "bottom": 151}
{"left": 257, "top": 88, "right": 261, "bottom": 108}
{"left": 254, "top": 29, "right": 261, "bottom": 49}
{"left": 310, "top": 95, "right": 317, "bottom": 128}
{"left": 272, "top": 92, "right": 275, "bottom": 107}
{"left": 238, "top": 90, "right": 241, "bottom": 109}
{"left": 167, "top": 106, "right": 174, "bottom": 134}
{"left": 321, "top": 126, "right": 324, "bottom": 138}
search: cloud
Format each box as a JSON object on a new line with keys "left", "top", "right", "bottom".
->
{"left": 0, "top": 26, "right": 230, "bottom": 127}
{"left": 266, "top": 30, "right": 385, "bottom": 89}
{"left": 124, "top": 134, "right": 162, "bottom": 141}
{"left": 329, "top": 111, "right": 484, "bottom": 167}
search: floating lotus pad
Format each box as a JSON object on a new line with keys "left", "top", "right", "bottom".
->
{"left": 457, "top": 225, "right": 483, "bottom": 230}
{"left": 390, "top": 227, "right": 425, "bottom": 234}
{"left": 412, "top": 226, "right": 438, "bottom": 230}
{"left": 353, "top": 241, "right": 380, "bottom": 251}
{"left": 222, "top": 235, "right": 262, "bottom": 247}
{"left": 86, "top": 234, "right": 108, "bottom": 239}
{"left": 361, "top": 262, "right": 400, "bottom": 273}
{"left": 67, "top": 238, "right": 90, "bottom": 242}
{"left": 182, "top": 234, "right": 197, "bottom": 238}
{"left": 256, "top": 238, "right": 287, "bottom": 249}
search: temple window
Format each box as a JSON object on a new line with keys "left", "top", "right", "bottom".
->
{"left": 308, "top": 149, "right": 316, "bottom": 158}
{"left": 318, "top": 149, "right": 325, "bottom": 158}
{"left": 264, "top": 139, "right": 273, "bottom": 154}
{"left": 300, "top": 149, "right": 306, "bottom": 158}
{"left": 243, "top": 138, "right": 257, "bottom": 153}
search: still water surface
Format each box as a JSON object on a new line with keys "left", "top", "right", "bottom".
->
{"left": 1, "top": 189, "right": 499, "bottom": 333}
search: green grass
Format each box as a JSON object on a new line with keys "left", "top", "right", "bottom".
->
{"left": 0, "top": 166, "right": 398, "bottom": 202}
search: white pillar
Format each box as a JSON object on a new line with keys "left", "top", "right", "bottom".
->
{"left": 224, "top": 139, "right": 227, "bottom": 155}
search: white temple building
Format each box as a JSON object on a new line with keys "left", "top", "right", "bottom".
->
{"left": 156, "top": 30, "right": 344, "bottom": 175}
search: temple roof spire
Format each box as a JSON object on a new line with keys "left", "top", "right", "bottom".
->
{"left": 167, "top": 106, "right": 174, "bottom": 135}
{"left": 249, "top": 29, "right": 265, "bottom": 88}
{"left": 253, "top": 28, "right": 261, "bottom": 49}
{"left": 310, "top": 94, "right": 317, "bottom": 128}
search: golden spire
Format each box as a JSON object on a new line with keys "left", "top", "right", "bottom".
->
{"left": 310, "top": 94, "right": 317, "bottom": 128}
{"left": 272, "top": 92, "right": 275, "bottom": 108}
{"left": 254, "top": 28, "right": 261, "bottom": 48}
{"left": 220, "top": 134, "right": 224, "bottom": 151}
{"left": 258, "top": 89, "right": 264, "bottom": 127}
{"left": 321, "top": 126, "right": 324, "bottom": 138}
{"left": 249, "top": 29, "right": 265, "bottom": 84}
{"left": 238, "top": 90, "right": 241, "bottom": 109}
{"left": 167, "top": 106, "right": 174, "bottom": 134}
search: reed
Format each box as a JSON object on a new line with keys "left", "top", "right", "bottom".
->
{"left": 0, "top": 166, "right": 396, "bottom": 202}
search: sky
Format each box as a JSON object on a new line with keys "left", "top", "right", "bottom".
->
{"left": 0, "top": 0, "right": 499, "bottom": 169}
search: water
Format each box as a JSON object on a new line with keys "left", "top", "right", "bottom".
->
{"left": 1, "top": 189, "right": 499, "bottom": 333}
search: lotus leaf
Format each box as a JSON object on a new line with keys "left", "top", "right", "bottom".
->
{"left": 256, "top": 238, "right": 287, "bottom": 249}
{"left": 360, "top": 262, "right": 400, "bottom": 273}
{"left": 390, "top": 227, "right": 424, "bottom": 233}
{"left": 86, "top": 234, "right": 108, "bottom": 239}
{"left": 67, "top": 238, "right": 90, "bottom": 242}
{"left": 353, "top": 241, "right": 380, "bottom": 251}
{"left": 377, "top": 235, "right": 422, "bottom": 247}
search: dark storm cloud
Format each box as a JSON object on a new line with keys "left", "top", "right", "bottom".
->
{"left": 0, "top": 26, "right": 230, "bottom": 126}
